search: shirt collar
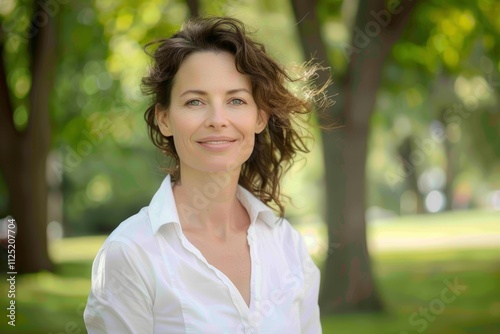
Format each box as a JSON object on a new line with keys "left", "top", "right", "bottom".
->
{"left": 149, "top": 175, "right": 279, "bottom": 235}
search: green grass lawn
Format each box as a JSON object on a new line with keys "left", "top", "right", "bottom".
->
{"left": 321, "top": 247, "right": 500, "bottom": 334}
{"left": 1, "top": 210, "right": 499, "bottom": 333}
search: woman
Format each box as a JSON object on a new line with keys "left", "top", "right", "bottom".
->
{"left": 84, "top": 16, "right": 326, "bottom": 334}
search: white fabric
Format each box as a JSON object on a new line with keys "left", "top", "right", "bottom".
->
{"left": 84, "top": 175, "right": 322, "bottom": 334}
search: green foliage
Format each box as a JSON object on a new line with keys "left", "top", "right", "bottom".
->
{"left": 1, "top": 0, "right": 188, "bottom": 233}
{"left": 312, "top": 0, "right": 500, "bottom": 214}
{"left": 0, "top": 0, "right": 498, "bottom": 232}
{"left": 369, "top": 1, "right": 499, "bottom": 211}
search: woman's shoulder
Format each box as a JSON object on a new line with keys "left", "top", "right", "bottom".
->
{"left": 100, "top": 175, "right": 176, "bottom": 248}
{"left": 255, "top": 215, "right": 306, "bottom": 254}
{"left": 100, "top": 207, "right": 153, "bottom": 249}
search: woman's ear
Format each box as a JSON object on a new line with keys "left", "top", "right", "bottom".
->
{"left": 255, "top": 109, "right": 269, "bottom": 134}
{"left": 155, "top": 104, "right": 172, "bottom": 137}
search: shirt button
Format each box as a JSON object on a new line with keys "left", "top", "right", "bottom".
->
{"left": 248, "top": 314, "right": 259, "bottom": 326}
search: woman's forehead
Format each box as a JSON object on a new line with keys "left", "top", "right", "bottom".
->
{"left": 172, "top": 51, "right": 252, "bottom": 94}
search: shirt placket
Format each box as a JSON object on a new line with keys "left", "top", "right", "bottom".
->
{"left": 174, "top": 222, "right": 258, "bottom": 332}
{"left": 245, "top": 224, "right": 262, "bottom": 334}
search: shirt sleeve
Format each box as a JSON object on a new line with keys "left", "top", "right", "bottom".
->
{"left": 84, "top": 241, "right": 154, "bottom": 334}
{"left": 297, "top": 233, "right": 322, "bottom": 334}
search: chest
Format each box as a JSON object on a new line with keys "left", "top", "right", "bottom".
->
{"left": 183, "top": 231, "right": 252, "bottom": 306}
{"left": 153, "top": 225, "right": 307, "bottom": 332}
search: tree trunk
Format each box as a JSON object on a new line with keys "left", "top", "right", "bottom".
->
{"left": 291, "top": 0, "right": 418, "bottom": 314}
{"left": 398, "top": 137, "right": 425, "bottom": 214}
{"left": 0, "top": 1, "right": 57, "bottom": 273}
{"left": 439, "top": 109, "right": 454, "bottom": 211}
{"left": 186, "top": 0, "right": 201, "bottom": 17}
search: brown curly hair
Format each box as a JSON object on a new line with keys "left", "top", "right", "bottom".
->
{"left": 142, "top": 16, "right": 329, "bottom": 217}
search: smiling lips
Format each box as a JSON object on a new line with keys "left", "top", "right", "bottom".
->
{"left": 200, "top": 140, "right": 234, "bottom": 144}
{"left": 196, "top": 137, "right": 237, "bottom": 150}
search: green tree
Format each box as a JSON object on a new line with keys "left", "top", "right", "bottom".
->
{"left": 291, "top": 0, "right": 418, "bottom": 313}
{"left": 291, "top": 0, "right": 499, "bottom": 315}
{"left": 0, "top": 0, "right": 57, "bottom": 273}
{"left": 0, "top": 0, "right": 187, "bottom": 272}
{"left": 379, "top": 0, "right": 500, "bottom": 209}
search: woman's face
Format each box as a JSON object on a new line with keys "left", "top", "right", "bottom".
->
{"left": 156, "top": 51, "right": 267, "bottom": 177}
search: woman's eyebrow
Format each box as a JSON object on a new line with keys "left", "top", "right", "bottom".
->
{"left": 179, "top": 88, "right": 251, "bottom": 97}
{"left": 179, "top": 89, "right": 207, "bottom": 97}
{"left": 226, "top": 88, "right": 251, "bottom": 95}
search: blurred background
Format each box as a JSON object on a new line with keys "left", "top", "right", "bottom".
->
{"left": 0, "top": 0, "right": 499, "bottom": 333}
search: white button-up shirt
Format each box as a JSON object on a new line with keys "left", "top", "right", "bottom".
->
{"left": 84, "top": 175, "right": 322, "bottom": 333}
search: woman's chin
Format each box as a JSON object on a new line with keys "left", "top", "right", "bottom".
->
{"left": 181, "top": 164, "right": 241, "bottom": 176}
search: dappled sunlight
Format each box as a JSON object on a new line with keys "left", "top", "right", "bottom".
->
{"left": 86, "top": 174, "right": 113, "bottom": 203}
{"left": 368, "top": 213, "right": 500, "bottom": 258}
{"left": 294, "top": 210, "right": 500, "bottom": 266}
{"left": 49, "top": 236, "right": 106, "bottom": 263}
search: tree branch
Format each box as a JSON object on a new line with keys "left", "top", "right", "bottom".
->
{"left": 388, "top": 0, "right": 420, "bottom": 29}
{"left": 353, "top": 0, "right": 420, "bottom": 49}
{"left": 383, "top": 0, "right": 420, "bottom": 46}
{"left": 186, "top": 0, "right": 200, "bottom": 17}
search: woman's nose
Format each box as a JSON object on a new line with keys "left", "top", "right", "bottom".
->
{"left": 205, "top": 103, "right": 229, "bottom": 128}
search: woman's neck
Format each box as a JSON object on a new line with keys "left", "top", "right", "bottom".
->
{"left": 172, "top": 168, "right": 249, "bottom": 241}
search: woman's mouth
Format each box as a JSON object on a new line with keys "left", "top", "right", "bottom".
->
{"left": 196, "top": 138, "right": 237, "bottom": 151}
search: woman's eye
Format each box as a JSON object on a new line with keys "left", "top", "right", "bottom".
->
{"left": 186, "top": 100, "right": 202, "bottom": 106}
{"left": 230, "top": 98, "right": 245, "bottom": 105}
